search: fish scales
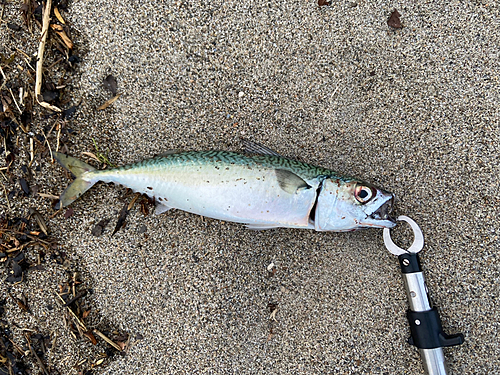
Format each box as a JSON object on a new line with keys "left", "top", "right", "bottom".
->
{"left": 53, "top": 148, "right": 396, "bottom": 231}
{"left": 92, "top": 151, "right": 332, "bottom": 228}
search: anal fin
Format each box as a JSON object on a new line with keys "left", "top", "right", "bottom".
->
{"left": 245, "top": 224, "right": 280, "bottom": 230}
{"left": 155, "top": 203, "right": 173, "bottom": 215}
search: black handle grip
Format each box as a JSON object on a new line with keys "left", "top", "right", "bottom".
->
{"left": 407, "top": 308, "right": 465, "bottom": 349}
{"left": 398, "top": 253, "right": 421, "bottom": 273}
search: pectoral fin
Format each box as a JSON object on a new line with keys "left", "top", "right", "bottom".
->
{"left": 275, "top": 169, "right": 311, "bottom": 194}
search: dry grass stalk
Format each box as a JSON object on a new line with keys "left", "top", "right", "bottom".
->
{"left": 38, "top": 192, "right": 60, "bottom": 200}
{"left": 50, "top": 24, "right": 73, "bottom": 49}
{"left": 34, "top": 0, "right": 62, "bottom": 112}
{"left": 93, "top": 330, "right": 123, "bottom": 351}
{"left": 54, "top": 7, "right": 65, "bottom": 24}
{"left": 55, "top": 292, "right": 87, "bottom": 331}
{"left": 80, "top": 152, "right": 101, "bottom": 163}
{"left": 97, "top": 93, "right": 121, "bottom": 110}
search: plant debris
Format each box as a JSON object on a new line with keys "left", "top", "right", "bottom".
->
{"left": 53, "top": 7, "right": 65, "bottom": 24}
{"left": 387, "top": 10, "right": 402, "bottom": 29}
{"left": 50, "top": 23, "right": 73, "bottom": 49}
{"left": 98, "top": 74, "right": 121, "bottom": 109}
{"left": 7, "top": 22, "right": 21, "bottom": 31}
{"left": 34, "top": 0, "right": 62, "bottom": 112}
{"left": 268, "top": 302, "right": 278, "bottom": 319}
{"left": 318, "top": 0, "right": 331, "bottom": 6}
{"left": 0, "top": 0, "right": 130, "bottom": 372}
{"left": 29, "top": 208, "right": 48, "bottom": 236}
{"left": 97, "top": 93, "right": 121, "bottom": 110}
{"left": 112, "top": 202, "right": 129, "bottom": 236}
{"left": 91, "top": 218, "right": 111, "bottom": 236}
{"left": 9, "top": 292, "right": 30, "bottom": 313}
{"left": 19, "top": 178, "right": 29, "bottom": 196}
{"left": 91, "top": 138, "right": 116, "bottom": 167}
{"left": 103, "top": 75, "right": 118, "bottom": 96}
{"left": 63, "top": 207, "right": 73, "bottom": 219}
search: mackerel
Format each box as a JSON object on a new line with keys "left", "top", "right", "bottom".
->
{"left": 54, "top": 145, "right": 396, "bottom": 231}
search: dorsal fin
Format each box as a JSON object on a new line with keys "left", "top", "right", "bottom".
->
{"left": 241, "top": 138, "right": 282, "bottom": 157}
{"left": 275, "top": 169, "right": 311, "bottom": 194}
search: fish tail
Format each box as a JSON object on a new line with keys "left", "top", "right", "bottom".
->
{"left": 53, "top": 152, "right": 99, "bottom": 208}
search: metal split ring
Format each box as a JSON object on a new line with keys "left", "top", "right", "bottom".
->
{"left": 383, "top": 215, "right": 424, "bottom": 256}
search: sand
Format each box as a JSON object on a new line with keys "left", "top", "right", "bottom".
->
{"left": 1, "top": 0, "right": 499, "bottom": 374}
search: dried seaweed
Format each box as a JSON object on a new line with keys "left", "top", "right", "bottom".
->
{"left": 0, "top": 0, "right": 129, "bottom": 372}
{"left": 111, "top": 203, "right": 129, "bottom": 236}
{"left": 91, "top": 218, "right": 110, "bottom": 237}
{"left": 103, "top": 75, "right": 118, "bottom": 96}
{"left": 388, "top": 10, "right": 402, "bottom": 29}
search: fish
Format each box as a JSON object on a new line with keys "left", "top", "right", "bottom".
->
{"left": 53, "top": 142, "right": 396, "bottom": 231}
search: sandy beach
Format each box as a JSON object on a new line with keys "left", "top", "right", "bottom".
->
{"left": 1, "top": 0, "right": 499, "bottom": 374}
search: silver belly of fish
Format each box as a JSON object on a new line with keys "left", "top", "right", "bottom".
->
{"left": 90, "top": 152, "right": 321, "bottom": 229}
{"left": 54, "top": 149, "right": 396, "bottom": 231}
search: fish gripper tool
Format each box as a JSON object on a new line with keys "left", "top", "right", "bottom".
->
{"left": 383, "top": 216, "right": 464, "bottom": 375}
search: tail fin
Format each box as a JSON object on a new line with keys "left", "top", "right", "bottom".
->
{"left": 53, "top": 152, "right": 98, "bottom": 208}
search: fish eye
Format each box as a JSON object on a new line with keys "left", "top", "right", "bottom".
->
{"left": 355, "top": 185, "right": 375, "bottom": 204}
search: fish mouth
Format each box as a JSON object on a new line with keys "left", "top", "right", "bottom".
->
{"left": 367, "top": 198, "right": 397, "bottom": 228}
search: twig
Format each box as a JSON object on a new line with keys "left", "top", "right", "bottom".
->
{"left": 48, "top": 208, "right": 62, "bottom": 220}
{"left": 8, "top": 339, "right": 26, "bottom": 357}
{"left": 28, "top": 137, "right": 34, "bottom": 168}
{"left": 0, "top": 66, "right": 6, "bottom": 81}
{"left": 97, "top": 93, "right": 121, "bottom": 110}
{"left": 56, "top": 122, "right": 61, "bottom": 152}
{"left": 8, "top": 88, "right": 23, "bottom": 114}
{"left": 38, "top": 192, "right": 60, "bottom": 200}
{"left": 15, "top": 48, "right": 31, "bottom": 59}
{"left": 47, "top": 57, "right": 64, "bottom": 70}
{"left": 4, "top": 241, "right": 39, "bottom": 254}
{"left": 35, "top": 0, "right": 51, "bottom": 99}
{"left": 0, "top": 2, "right": 7, "bottom": 25}
{"left": 55, "top": 292, "right": 87, "bottom": 330}
{"left": 93, "top": 330, "right": 123, "bottom": 351}
{"left": 19, "top": 87, "right": 24, "bottom": 106}
{"left": 0, "top": 3, "right": 4, "bottom": 28}
{"left": 71, "top": 272, "right": 76, "bottom": 299}
{"left": 0, "top": 229, "right": 51, "bottom": 245}
{"left": 23, "top": 58, "right": 36, "bottom": 72}
{"left": 25, "top": 334, "right": 49, "bottom": 375}
{"left": 34, "top": 0, "right": 61, "bottom": 112}
{"left": 41, "top": 128, "right": 53, "bottom": 162}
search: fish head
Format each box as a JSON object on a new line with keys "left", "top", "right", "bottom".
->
{"left": 314, "top": 178, "right": 396, "bottom": 231}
